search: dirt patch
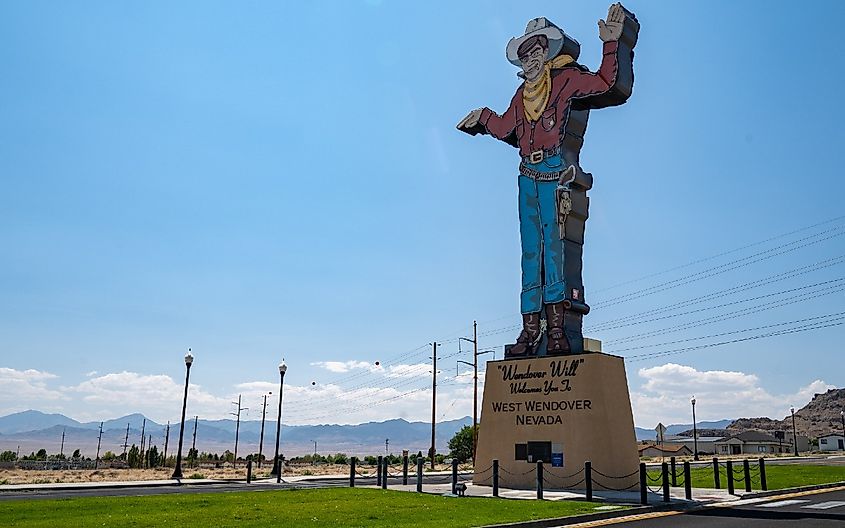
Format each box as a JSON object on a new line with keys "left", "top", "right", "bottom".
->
{"left": 0, "top": 462, "right": 462, "bottom": 485}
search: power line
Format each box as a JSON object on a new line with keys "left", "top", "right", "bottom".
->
{"left": 586, "top": 255, "right": 845, "bottom": 331}
{"left": 591, "top": 227, "right": 845, "bottom": 309}
{"left": 591, "top": 214, "right": 845, "bottom": 294}
{"left": 591, "top": 277, "right": 845, "bottom": 334}
{"left": 605, "top": 281, "right": 845, "bottom": 345}
{"left": 626, "top": 317, "right": 845, "bottom": 363}
{"left": 606, "top": 311, "right": 845, "bottom": 354}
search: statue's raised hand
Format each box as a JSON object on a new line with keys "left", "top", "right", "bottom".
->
{"left": 598, "top": 3, "right": 626, "bottom": 42}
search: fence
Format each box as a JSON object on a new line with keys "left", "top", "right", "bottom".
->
{"left": 342, "top": 455, "right": 769, "bottom": 504}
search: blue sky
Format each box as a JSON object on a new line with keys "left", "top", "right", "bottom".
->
{"left": 1, "top": 0, "right": 843, "bottom": 430}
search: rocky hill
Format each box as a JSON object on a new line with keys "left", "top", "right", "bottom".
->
{"left": 728, "top": 388, "right": 844, "bottom": 439}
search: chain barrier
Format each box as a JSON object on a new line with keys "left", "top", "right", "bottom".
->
{"left": 647, "top": 485, "right": 664, "bottom": 494}
{"left": 499, "top": 466, "right": 536, "bottom": 477}
{"left": 591, "top": 478, "right": 640, "bottom": 492}
{"left": 354, "top": 468, "right": 375, "bottom": 478}
{"left": 591, "top": 467, "right": 639, "bottom": 480}
{"left": 474, "top": 464, "right": 494, "bottom": 476}
{"left": 646, "top": 472, "right": 663, "bottom": 484}
{"left": 568, "top": 477, "right": 586, "bottom": 488}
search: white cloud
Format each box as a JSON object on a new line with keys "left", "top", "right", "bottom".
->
{"left": 0, "top": 367, "right": 67, "bottom": 415}
{"left": 385, "top": 363, "right": 430, "bottom": 378}
{"left": 631, "top": 363, "right": 836, "bottom": 428}
{"left": 66, "top": 371, "right": 230, "bottom": 423}
{"left": 310, "top": 360, "right": 379, "bottom": 373}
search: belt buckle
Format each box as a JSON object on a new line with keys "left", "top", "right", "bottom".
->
{"left": 529, "top": 150, "right": 543, "bottom": 163}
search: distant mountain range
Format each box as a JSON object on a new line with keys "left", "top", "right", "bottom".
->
{"left": 0, "top": 410, "right": 472, "bottom": 458}
{"left": 8, "top": 388, "right": 838, "bottom": 458}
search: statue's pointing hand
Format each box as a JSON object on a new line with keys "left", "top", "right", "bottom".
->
{"left": 598, "top": 2, "right": 626, "bottom": 42}
{"left": 457, "top": 108, "right": 484, "bottom": 132}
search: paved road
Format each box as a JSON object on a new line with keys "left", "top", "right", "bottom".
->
{"left": 576, "top": 487, "right": 845, "bottom": 528}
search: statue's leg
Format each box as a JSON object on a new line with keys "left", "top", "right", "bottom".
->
{"left": 535, "top": 180, "right": 568, "bottom": 354}
{"left": 507, "top": 175, "right": 543, "bottom": 358}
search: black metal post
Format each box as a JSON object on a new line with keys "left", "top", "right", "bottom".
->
{"left": 492, "top": 459, "right": 499, "bottom": 497}
{"left": 585, "top": 460, "right": 592, "bottom": 501}
{"left": 683, "top": 461, "right": 691, "bottom": 500}
{"left": 691, "top": 397, "right": 699, "bottom": 461}
{"left": 271, "top": 364, "right": 287, "bottom": 483}
{"left": 349, "top": 457, "right": 356, "bottom": 487}
{"left": 416, "top": 457, "right": 423, "bottom": 492}
{"left": 172, "top": 351, "right": 193, "bottom": 479}
{"left": 377, "top": 455, "right": 383, "bottom": 487}
{"left": 403, "top": 455, "right": 409, "bottom": 485}
{"left": 743, "top": 459, "right": 751, "bottom": 492}
{"left": 452, "top": 459, "right": 459, "bottom": 495}
{"left": 381, "top": 457, "right": 388, "bottom": 489}
{"left": 639, "top": 462, "right": 648, "bottom": 505}
{"left": 791, "top": 407, "right": 799, "bottom": 457}
{"left": 246, "top": 460, "right": 252, "bottom": 484}
{"left": 661, "top": 462, "right": 670, "bottom": 502}
{"left": 726, "top": 460, "right": 735, "bottom": 495}
{"left": 670, "top": 456, "right": 677, "bottom": 486}
{"left": 713, "top": 457, "right": 720, "bottom": 489}
{"left": 536, "top": 460, "right": 544, "bottom": 500}
{"left": 759, "top": 458, "right": 767, "bottom": 491}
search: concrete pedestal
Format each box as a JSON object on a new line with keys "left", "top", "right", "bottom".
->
{"left": 474, "top": 352, "right": 638, "bottom": 490}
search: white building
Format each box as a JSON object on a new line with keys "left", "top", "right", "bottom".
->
{"left": 818, "top": 433, "right": 844, "bottom": 452}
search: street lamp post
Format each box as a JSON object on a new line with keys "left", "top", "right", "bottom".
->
{"left": 691, "top": 396, "right": 698, "bottom": 461}
{"left": 790, "top": 406, "right": 799, "bottom": 457}
{"left": 172, "top": 349, "right": 193, "bottom": 479}
{"left": 271, "top": 362, "right": 287, "bottom": 483}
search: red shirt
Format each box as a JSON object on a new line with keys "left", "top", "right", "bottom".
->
{"left": 479, "top": 41, "right": 620, "bottom": 157}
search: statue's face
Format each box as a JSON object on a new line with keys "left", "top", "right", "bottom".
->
{"left": 520, "top": 43, "right": 547, "bottom": 82}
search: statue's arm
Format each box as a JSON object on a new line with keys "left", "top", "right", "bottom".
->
{"left": 571, "top": 3, "right": 639, "bottom": 109}
{"left": 457, "top": 94, "right": 520, "bottom": 148}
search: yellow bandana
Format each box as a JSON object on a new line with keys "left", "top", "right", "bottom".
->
{"left": 522, "top": 54, "right": 574, "bottom": 122}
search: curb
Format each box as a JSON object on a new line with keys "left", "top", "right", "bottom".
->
{"left": 739, "top": 480, "right": 845, "bottom": 500}
{"left": 480, "top": 501, "right": 700, "bottom": 528}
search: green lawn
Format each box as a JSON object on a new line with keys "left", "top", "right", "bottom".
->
{"left": 0, "top": 488, "right": 608, "bottom": 528}
{"left": 646, "top": 463, "right": 845, "bottom": 491}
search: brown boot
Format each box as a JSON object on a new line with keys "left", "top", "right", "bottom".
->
{"left": 507, "top": 312, "right": 541, "bottom": 357}
{"left": 545, "top": 302, "right": 571, "bottom": 355}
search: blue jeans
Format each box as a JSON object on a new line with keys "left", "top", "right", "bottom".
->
{"left": 518, "top": 154, "right": 570, "bottom": 314}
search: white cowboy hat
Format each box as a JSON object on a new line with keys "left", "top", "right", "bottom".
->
{"left": 505, "top": 17, "right": 581, "bottom": 67}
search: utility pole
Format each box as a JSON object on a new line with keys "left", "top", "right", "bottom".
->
{"left": 231, "top": 394, "right": 248, "bottom": 468}
{"left": 147, "top": 434, "right": 152, "bottom": 468}
{"left": 60, "top": 427, "right": 66, "bottom": 458}
{"left": 122, "top": 423, "right": 130, "bottom": 459}
{"left": 95, "top": 422, "right": 103, "bottom": 469}
{"left": 460, "top": 321, "right": 489, "bottom": 462}
{"left": 163, "top": 421, "right": 170, "bottom": 463}
{"left": 385, "top": 438, "right": 389, "bottom": 455}
{"left": 139, "top": 418, "right": 146, "bottom": 461}
{"left": 190, "top": 416, "right": 198, "bottom": 468}
{"left": 430, "top": 341, "right": 437, "bottom": 470}
{"left": 258, "top": 393, "right": 271, "bottom": 468}
{"left": 313, "top": 440, "right": 317, "bottom": 458}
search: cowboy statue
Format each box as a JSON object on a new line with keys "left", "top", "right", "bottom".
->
{"left": 457, "top": 3, "right": 638, "bottom": 357}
